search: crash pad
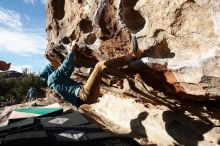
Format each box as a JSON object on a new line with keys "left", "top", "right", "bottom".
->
{"left": 8, "top": 103, "right": 62, "bottom": 121}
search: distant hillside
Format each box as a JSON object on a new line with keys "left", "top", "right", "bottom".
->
{"left": 0, "top": 70, "right": 25, "bottom": 79}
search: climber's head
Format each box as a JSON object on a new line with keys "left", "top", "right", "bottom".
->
{"left": 40, "top": 43, "right": 66, "bottom": 82}
{"left": 45, "top": 43, "right": 68, "bottom": 69}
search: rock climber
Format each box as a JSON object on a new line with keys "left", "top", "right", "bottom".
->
{"left": 40, "top": 36, "right": 142, "bottom": 107}
{"left": 26, "top": 87, "right": 37, "bottom": 102}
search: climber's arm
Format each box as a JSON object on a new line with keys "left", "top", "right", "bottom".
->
{"left": 49, "top": 41, "right": 77, "bottom": 82}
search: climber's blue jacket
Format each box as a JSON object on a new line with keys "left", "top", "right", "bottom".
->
{"left": 40, "top": 51, "right": 82, "bottom": 107}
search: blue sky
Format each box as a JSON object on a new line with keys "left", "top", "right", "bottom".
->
{"left": 0, "top": 0, "right": 48, "bottom": 73}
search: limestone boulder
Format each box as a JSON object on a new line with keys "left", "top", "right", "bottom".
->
{"left": 45, "top": 0, "right": 220, "bottom": 100}
{"left": 81, "top": 94, "right": 220, "bottom": 145}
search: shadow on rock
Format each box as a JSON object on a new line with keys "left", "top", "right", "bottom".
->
{"left": 129, "top": 111, "right": 148, "bottom": 138}
{"left": 162, "top": 111, "right": 213, "bottom": 146}
{"left": 129, "top": 59, "right": 219, "bottom": 125}
{"left": 143, "top": 39, "right": 175, "bottom": 59}
{"left": 110, "top": 111, "right": 148, "bottom": 141}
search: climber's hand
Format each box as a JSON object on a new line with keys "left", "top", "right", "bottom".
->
{"left": 67, "top": 40, "right": 77, "bottom": 53}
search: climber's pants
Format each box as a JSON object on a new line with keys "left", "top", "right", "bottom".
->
{"left": 79, "top": 54, "right": 135, "bottom": 104}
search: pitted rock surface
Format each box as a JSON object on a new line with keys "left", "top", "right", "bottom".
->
{"left": 45, "top": 0, "right": 220, "bottom": 100}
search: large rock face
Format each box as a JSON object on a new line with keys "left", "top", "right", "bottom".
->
{"left": 46, "top": 0, "right": 220, "bottom": 100}
{"left": 81, "top": 94, "right": 220, "bottom": 146}
{"left": 43, "top": 1, "right": 220, "bottom": 145}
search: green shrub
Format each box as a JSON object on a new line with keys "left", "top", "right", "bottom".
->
{"left": 0, "top": 72, "right": 47, "bottom": 102}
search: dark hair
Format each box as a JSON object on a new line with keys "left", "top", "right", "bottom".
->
{"left": 45, "top": 43, "right": 68, "bottom": 63}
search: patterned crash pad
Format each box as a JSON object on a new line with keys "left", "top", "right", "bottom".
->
{"left": 8, "top": 103, "right": 62, "bottom": 120}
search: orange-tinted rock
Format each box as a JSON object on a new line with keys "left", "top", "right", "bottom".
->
{"left": 45, "top": 0, "right": 220, "bottom": 100}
